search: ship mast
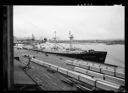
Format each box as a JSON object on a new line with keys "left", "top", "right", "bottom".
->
{"left": 31, "top": 34, "right": 35, "bottom": 49}
{"left": 54, "top": 31, "right": 57, "bottom": 49}
{"left": 69, "top": 31, "right": 74, "bottom": 50}
{"left": 32, "top": 34, "right": 35, "bottom": 41}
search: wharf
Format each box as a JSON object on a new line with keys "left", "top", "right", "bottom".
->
{"left": 14, "top": 59, "right": 35, "bottom": 85}
{"left": 14, "top": 48, "right": 78, "bottom": 91}
{"left": 14, "top": 47, "right": 125, "bottom": 91}
{"left": 14, "top": 59, "right": 41, "bottom": 90}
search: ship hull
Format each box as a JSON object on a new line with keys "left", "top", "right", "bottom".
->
{"left": 31, "top": 49, "right": 107, "bottom": 63}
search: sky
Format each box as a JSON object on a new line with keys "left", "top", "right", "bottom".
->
{"left": 14, "top": 5, "right": 124, "bottom": 40}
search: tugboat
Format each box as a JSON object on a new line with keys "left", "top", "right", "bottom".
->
{"left": 31, "top": 31, "right": 107, "bottom": 63}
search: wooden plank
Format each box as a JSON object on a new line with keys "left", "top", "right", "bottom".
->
{"left": 79, "top": 74, "right": 96, "bottom": 86}
{"left": 73, "top": 60, "right": 78, "bottom": 62}
{"left": 87, "top": 62, "right": 93, "bottom": 67}
{"left": 75, "top": 84, "right": 92, "bottom": 91}
{"left": 90, "top": 65, "right": 101, "bottom": 72}
{"left": 79, "top": 63, "right": 89, "bottom": 70}
{"left": 94, "top": 64, "right": 100, "bottom": 67}
{"left": 101, "top": 68, "right": 115, "bottom": 76}
{"left": 87, "top": 70, "right": 104, "bottom": 79}
{"left": 42, "top": 62, "right": 51, "bottom": 68}
{"left": 67, "top": 70, "right": 79, "bottom": 80}
{"left": 50, "top": 65, "right": 58, "bottom": 71}
{"left": 58, "top": 67, "right": 68, "bottom": 75}
{"left": 77, "top": 61, "right": 83, "bottom": 64}
{"left": 104, "top": 74, "right": 125, "bottom": 86}
{"left": 96, "top": 80, "right": 120, "bottom": 92}
{"left": 100, "top": 65, "right": 107, "bottom": 69}
{"left": 74, "top": 67, "right": 88, "bottom": 75}
{"left": 73, "top": 61, "right": 80, "bottom": 66}
{"left": 32, "top": 58, "right": 43, "bottom": 64}
{"left": 65, "top": 60, "right": 73, "bottom": 65}
{"left": 116, "top": 68, "right": 124, "bottom": 73}
{"left": 61, "top": 78, "right": 74, "bottom": 86}
{"left": 116, "top": 68, "right": 125, "bottom": 79}
{"left": 32, "top": 58, "right": 50, "bottom": 68}
{"left": 78, "top": 61, "right": 88, "bottom": 64}
{"left": 116, "top": 72, "right": 125, "bottom": 79}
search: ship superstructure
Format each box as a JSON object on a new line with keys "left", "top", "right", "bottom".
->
{"left": 23, "top": 32, "right": 107, "bottom": 63}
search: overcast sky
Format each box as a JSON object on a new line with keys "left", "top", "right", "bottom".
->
{"left": 14, "top": 5, "right": 124, "bottom": 40}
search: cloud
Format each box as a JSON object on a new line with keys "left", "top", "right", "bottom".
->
{"left": 14, "top": 6, "right": 124, "bottom": 40}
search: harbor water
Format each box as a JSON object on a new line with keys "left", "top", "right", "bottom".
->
{"left": 19, "top": 42, "right": 125, "bottom": 68}
{"left": 57, "top": 43, "right": 125, "bottom": 68}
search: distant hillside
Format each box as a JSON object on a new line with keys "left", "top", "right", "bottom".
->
{"left": 14, "top": 36, "right": 124, "bottom": 45}
{"left": 49, "top": 39, "right": 124, "bottom": 45}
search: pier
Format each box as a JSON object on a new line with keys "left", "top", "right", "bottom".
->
{"left": 14, "top": 47, "right": 125, "bottom": 91}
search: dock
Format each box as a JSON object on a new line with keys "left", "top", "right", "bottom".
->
{"left": 14, "top": 59, "right": 41, "bottom": 90}
{"left": 14, "top": 47, "right": 125, "bottom": 91}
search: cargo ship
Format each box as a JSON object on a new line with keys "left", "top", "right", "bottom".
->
{"left": 27, "top": 32, "right": 107, "bottom": 63}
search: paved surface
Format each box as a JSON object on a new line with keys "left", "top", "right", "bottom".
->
{"left": 14, "top": 48, "right": 76, "bottom": 71}
{"left": 25, "top": 62, "right": 77, "bottom": 90}
{"left": 14, "top": 48, "right": 78, "bottom": 91}
{"left": 15, "top": 48, "right": 124, "bottom": 72}
{"left": 14, "top": 47, "right": 125, "bottom": 91}
{"left": 14, "top": 59, "right": 36, "bottom": 85}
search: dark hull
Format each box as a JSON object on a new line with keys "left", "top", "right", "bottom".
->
{"left": 30, "top": 48, "right": 107, "bottom": 63}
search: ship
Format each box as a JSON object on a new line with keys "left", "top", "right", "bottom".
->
{"left": 25, "top": 31, "right": 107, "bottom": 63}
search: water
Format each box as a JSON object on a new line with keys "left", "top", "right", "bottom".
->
{"left": 57, "top": 43, "right": 125, "bottom": 68}
{"left": 21, "top": 42, "right": 124, "bottom": 68}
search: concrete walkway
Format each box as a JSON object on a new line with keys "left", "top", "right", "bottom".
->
{"left": 14, "top": 59, "right": 35, "bottom": 85}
